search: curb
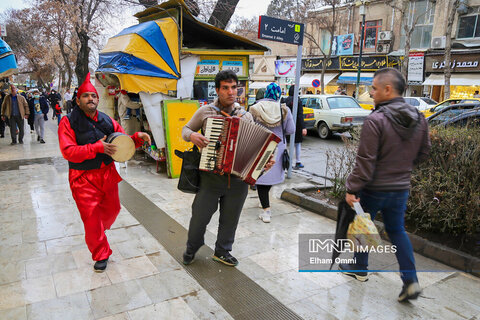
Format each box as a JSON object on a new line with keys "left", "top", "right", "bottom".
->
{"left": 281, "top": 187, "right": 480, "bottom": 277}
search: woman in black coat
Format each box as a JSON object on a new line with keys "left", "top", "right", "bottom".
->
{"left": 285, "top": 85, "right": 306, "bottom": 169}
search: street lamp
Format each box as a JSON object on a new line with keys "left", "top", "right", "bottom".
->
{"left": 355, "top": 1, "right": 368, "bottom": 100}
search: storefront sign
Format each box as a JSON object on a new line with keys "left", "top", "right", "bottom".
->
{"left": 408, "top": 52, "right": 424, "bottom": 85}
{"left": 258, "top": 15, "right": 304, "bottom": 45}
{"left": 336, "top": 34, "right": 354, "bottom": 56}
{"left": 196, "top": 56, "right": 248, "bottom": 77}
{"left": 425, "top": 54, "right": 480, "bottom": 73}
{"left": 275, "top": 60, "right": 296, "bottom": 77}
{"left": 302, "top": 57, "right": 339, "bottom": 71}
{"left": 196, "top": 60, "right": 220, "bottom": 76}
{"left": 340, "top": 56, "right": 390, "bottom": 71}
{"left": 222, "top": 60, "right": 243, "bottom": 75}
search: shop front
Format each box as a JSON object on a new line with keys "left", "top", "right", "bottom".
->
{"left": 423, "top": 51, "right": 480, "bottom": 102}
{"left": 301, "top": 55, "right": 401, "bottom": 99}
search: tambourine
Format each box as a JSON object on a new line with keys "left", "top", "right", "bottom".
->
{"left": 106, "top": 132, "right": 135, "bottom": 162}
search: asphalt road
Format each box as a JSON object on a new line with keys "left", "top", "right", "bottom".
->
{"left": 288, "top": 130, "right": 347, "bottom": 182}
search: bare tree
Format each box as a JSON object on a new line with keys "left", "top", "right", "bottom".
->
{"left": 305, "top": 0, "right": 341, "bottom": 94}
{"left": 208, "top": 0, "right": 239, "bottom": 29}
{"left": 384, "top": 0, "right": 427, "bottom": 79}
{"left": 444, "top": 0, "right": 460, "bottom": 99}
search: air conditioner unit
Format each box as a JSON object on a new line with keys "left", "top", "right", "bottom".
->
{"left": 431, "top": 36, "right": 446, "bottom": 49}
{"left": 378, "top": 31, "right": 393, "bottom": 41}
{"left": 376, "top": 42, "right": 391, "bottom": 54}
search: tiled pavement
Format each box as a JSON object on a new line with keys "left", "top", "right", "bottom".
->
{"left": 0, "top": 120, "right": 479, "bottom": 319}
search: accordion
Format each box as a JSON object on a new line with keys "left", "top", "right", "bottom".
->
{"left": 199, "top": 116, "right": 281, "bottom": 185}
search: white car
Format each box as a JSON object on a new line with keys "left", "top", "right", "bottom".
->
{"left": 403, "top": 97, "right": 437, "bottom": 111}
{"left": 300, "top": 95, "right": 371, "bottom": 139}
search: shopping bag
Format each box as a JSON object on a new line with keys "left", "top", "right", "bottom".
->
{"left": 174, "top": 146, "right": 201, "bottom": 194}
{"left": 347, "top": 202, "right": 382, "bottom": 251}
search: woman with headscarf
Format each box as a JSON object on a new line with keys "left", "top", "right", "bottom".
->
{"left": 249, "top": 83, "right": 295, "bottom": 223}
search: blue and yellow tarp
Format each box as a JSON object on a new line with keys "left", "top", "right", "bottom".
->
{"left": 0, "top": 39, "right": 18, "bottom": 78}
{"left": 97, "top": 18, "right": 180, "bottom": 94}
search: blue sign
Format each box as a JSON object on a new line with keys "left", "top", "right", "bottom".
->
{"left": 336, "top": 34, "right": 354, "bottom": 56}
{"left": 258, "top": 16, "right": 304, "bottom": 45}
{"left": 312, "top": 79, "right": 320, "bottom": 88}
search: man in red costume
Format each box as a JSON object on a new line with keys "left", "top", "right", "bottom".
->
{"left": 58, "top": 73, "right": 150, "bottom": 272}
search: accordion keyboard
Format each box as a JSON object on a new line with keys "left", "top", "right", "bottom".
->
{"left": 199, "top": 118, "right": 225, "bottom": 171}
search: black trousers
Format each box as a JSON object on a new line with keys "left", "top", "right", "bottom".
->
{"left": 9, "top": 116, "right": 24, "bottom": 143}
{"left": 257, "top": 185, "right": 272, "bottom": 209}
{"left": 186, "top": 171, "right": 248, "bottom": 255}
{"left": 0, "top": 117, "right": 5, "bottom": 136}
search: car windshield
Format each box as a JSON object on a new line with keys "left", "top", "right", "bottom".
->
{"left": 326, "top": 97, "right": 361, "bottom": 109}
{"left": 421, "top": 98, "right": 437, "bottom": 105}
{"left": 429, "top": 108, "right": 477, "bottom": 125}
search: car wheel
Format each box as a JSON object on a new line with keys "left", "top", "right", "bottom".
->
{"left": 317, "top": 122, "right": 332, "bottom": 139}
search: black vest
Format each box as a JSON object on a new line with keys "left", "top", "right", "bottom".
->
{"left": 67, "top": 106, "right": 114, "bottom": 170}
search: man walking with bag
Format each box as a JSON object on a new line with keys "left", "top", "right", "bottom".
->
{"left": 1, "top": 85, "right": 29, "bottom": 145}
{"left": 341, "top": 68, "right": 431, "bottom": 302}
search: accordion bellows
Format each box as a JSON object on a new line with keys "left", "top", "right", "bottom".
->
{"left": 200, "top": 117, "right": 281, "bottom": 185}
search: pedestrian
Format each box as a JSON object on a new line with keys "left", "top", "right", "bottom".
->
{"left": 64, "top": 89, "right": 73, "bottom": 114}
{"left": 58, "top": 73, "right": 151, "bottom": 272}
{"left": 48, "top": 89, "right": 61, "bottom": 119}
{"left": 71, "top": 87, "right": 79, "bottom": 110}
{"left": 0, "top": 91, "right": 6, "bottom": 138}
{"left": 180, "top": 70, "right": 274, "bottom": 267}
{"left": 29, "top": 89, "right": 49, "bottom": 143}
{"left": 474, "top": 90, "right": 480, "bottom": 98}
{"left": 285, "top": 85, "right": 307, "bottom": 169}
{"left": 55, "top": 103, "right": 62, "bottom": 125}
{"left": 1, "top": 84, "right": 29, "bottom": 145}
{"left": 340, "top": 68, "right": 431, "bottom": 302}
{"left": 27, "top": 92, "right": 35, "bottom": 133}
{"left": 249, "top": 82, "right": 295, "bottom": 223}
{"left": 334, "top": 86, "right": 342, "bottom": 95}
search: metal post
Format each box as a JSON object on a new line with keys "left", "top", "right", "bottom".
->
{"left": 287, "top": 44, "right": 303, "bottom": 179}
{"left": 355, "top": 11, "right": 366, "bottom": 99}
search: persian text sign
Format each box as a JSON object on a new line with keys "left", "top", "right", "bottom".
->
{"left": 258, "top": 15, "right": 304, "bottom": 45}
{"left": 196, "top": 60, "right": 220, "bottom": 76}
{"left": 408, "top": 52, "right": 424, "bottom": 85}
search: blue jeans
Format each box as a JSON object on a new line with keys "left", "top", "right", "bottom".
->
{"left": 354, "top": 189, "right": 417, "bottom": 284}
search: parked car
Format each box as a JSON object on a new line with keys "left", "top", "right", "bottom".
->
{"left": 422, "top": 98, "right": 480, "bottom": 118}
{"left": 427, "top": 103, "right": 480, "bottom": 127}
{"left": 440, "top": 109, "right": 480, "bottom": 128}
{"left": 300, "top": 95, "right": 371, "bottom": 139}
{"left": 403, "top": 97, "right": 437, "bottom": 111}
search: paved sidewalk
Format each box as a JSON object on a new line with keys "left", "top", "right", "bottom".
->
{"left": 0, "top": 120, "right": 479, "bottom": 319}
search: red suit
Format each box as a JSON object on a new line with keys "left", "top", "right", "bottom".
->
{"left": 58, "top": 112, "right": 143, "bottom": 261}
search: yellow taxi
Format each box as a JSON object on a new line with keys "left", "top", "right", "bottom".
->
{"left": 423, "top": 98, "right": 480, "bottom": 118}
{"left": 303, "top": 106, "right": 316, "bottom": 129}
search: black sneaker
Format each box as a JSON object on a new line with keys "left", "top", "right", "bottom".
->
{"left": 40, "top": 139, "right": 45, "bottom": 144}
{"left": 10, "top": 141, "right": 16, "bottom": 145}
{"left": 183, "top": 251, "right": 195, "bottom": 265}
{"left": 398, "top": 281, "right": 421, "bottom": 302}
{"left": 212, "top": 252, "right": 238, "bottom": 267}
{"left": 94, "top": 258, "right": 109, "bottom": 272}
{"left": 339, "top": 263, "right": 368, "bottom": 282}
{"left": 19, "top": 140, "right": 23, "bottom": 144}
{"left": 37, "top": 136, "right": 40, "bottom": 141}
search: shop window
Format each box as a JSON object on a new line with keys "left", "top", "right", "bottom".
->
{"left": 361, "top": 20, "right": 382, "bottom": 49}
{"left": 457, "top": 14, "right": 480, "bottom": 39}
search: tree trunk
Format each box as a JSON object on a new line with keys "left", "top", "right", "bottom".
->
{"left": 75, "top": 30, "right": 90, "bottom": 84}
{"left": 208, "top": 0, "right": 240, "bottom": 29}
{"left": 444, "top": 0, "right": 459, "bottom": 100}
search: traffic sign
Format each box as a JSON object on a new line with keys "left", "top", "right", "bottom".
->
{"left": 258, "top": 16, "right": 304, "bottom": 45}
{"left": 312, "top": 79, "right": 321, "bottom": 88}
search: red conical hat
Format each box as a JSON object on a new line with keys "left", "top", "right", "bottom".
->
{"left": 77, "top": 72, "right": 98, "bottom": 97}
